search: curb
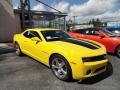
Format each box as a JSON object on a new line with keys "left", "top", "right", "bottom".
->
{"left": 0, "top": 47, "right": 15, "bottom": 54}
{"left": 0, "top": 43, "right": 15, "bottom": 54}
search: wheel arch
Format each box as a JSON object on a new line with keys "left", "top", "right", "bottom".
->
{"left": 115, "top": 44, "right": 120, "bottom": 54}
{"left": 14, "top": 41, "right": 18, "bottom": 47}
{"left": 14, "top": 41, "right": 18, "bottom": 44}
{"left": 49, "top": 53, "right": 71, "bottom": 68}
{"left": 14, "top": 41, "right": 23, "bottom": 52}
{"left": 49, "top": 53, "right": 63, "bottom": 66}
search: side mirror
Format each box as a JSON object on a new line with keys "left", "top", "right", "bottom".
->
{"left": 31, "top": 37, "right": 41, "bottom": 42}
{"left": 99, "top": 33, "right": 105, "bottom": 38}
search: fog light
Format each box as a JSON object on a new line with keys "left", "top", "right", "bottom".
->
{"left": 86, "top": 70, "right": 91, "bottom": 75}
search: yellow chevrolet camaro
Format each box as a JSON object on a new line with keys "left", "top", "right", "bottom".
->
{"left": 13, "top": 28, "right": 108, "bottom": 81}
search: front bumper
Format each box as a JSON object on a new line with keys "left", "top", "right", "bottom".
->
{"left": 83, "top": 59, "right": 108, "bottom": 78}
{"left": 71, "top": 59, "right": 108, "bottom": 80}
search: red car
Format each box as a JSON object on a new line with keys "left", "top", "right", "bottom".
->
{"left": 68, "top": 27, "right": 120, "bottom": 57}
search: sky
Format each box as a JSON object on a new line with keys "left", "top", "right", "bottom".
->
{"left": 12, "top": 0, "right": 120, "bottom": 23}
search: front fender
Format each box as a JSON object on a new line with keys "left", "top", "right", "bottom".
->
{"left": 49, "top": 50, "right": 84, "bottom": 80}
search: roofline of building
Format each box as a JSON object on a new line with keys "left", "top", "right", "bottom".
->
{"left": 14, "top": 9, "right": 67, "bottom": 16}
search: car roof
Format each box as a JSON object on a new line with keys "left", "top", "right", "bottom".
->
{"left": 75, "top": 27, "right": 100, "bottom": 31}
{"left": 26, "top": 28, "right": 60, "bottom": 32}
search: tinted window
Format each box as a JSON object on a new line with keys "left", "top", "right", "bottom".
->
{"left": 74, "top": 29, "right": 86, "bottom": 34}
{"left": 84, "top": 29, "right": 90, "bottom": 35}
{"left": 23, "top": 31, "right": 41, "bottom": 39}
{"left": 23, "top": 31, "right": 33, "bottom": 38}
{"left": 89, "top": 30, "right": 99, "bottom": 35}
{"left": 73, "top": 28, "right": 98, "bottom": 35}
{"left": 84, "top": 28, "right": 99, "bottom": 35}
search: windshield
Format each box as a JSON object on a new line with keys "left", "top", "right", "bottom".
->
{"left": 41, "top": 30, "right": 71, "bottom": 41}
{"left": 103, "top": 28, "right": 115, "bottom": 36}
{"left": 106, "top": 28, "right": 120, "bottom": 35}
{"left": 103, "top": 28, "right": 120, "bottom": 36}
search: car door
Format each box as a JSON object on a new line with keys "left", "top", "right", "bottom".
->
{"left": 26, "top": 31, "right": 49, "bottom": 64}
{"left": 85, "top": 29, "right": 115, "bottom": 52}
{"left": 21, "top": 31, "right": 34, "bottom": 54}
{"left": 97, "top": 30, "right": 116, "bottom": 53}
{"left": 85, "top": 28, "right": 102, "bottom": 42}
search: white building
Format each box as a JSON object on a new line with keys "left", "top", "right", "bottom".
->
{"left": 107, "top": 21, "right": 120, "bottom": 26}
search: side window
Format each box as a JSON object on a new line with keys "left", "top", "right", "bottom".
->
{"left": 23, "top": 31, "right": 41, "bottom": 40}
{"left": 23, "top": 31, "right": 28, "bottom": 37}
{"left": 23, "top": 31, "right": 34, "bottom": 38}
{"left": 90, "top": 30, "right": 99, "bottom": 35}
{"left": 74, "top": 29, "right": 86, "bottom": 34}
{"left": 87, "top": 29, "right": 99, "bottom": 35}
{"left": 74, "top": 28, "right": 99, "bottom": 35}
{"left": 84, "top": 29, "right": 90, "bottom": 35}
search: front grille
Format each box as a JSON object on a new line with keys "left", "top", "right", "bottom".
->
{"left": 94, "top": 66, "right": 105, "bottom": 73}
{"left": 82, "top": 54, "right": 106, "bottom": 62}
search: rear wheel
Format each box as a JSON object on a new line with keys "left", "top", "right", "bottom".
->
{"left": 50, "top": 55, "right": 72, "bottom": 81}
{"left": 15, "top": 43, "right": 23, "bottom": 56}
{"left": 116, "top": 46, "right": 120, "bottom": 58}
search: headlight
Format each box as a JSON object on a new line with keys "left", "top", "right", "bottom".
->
{"left": 82, "top": 54, "right": 106, "bottom": 62}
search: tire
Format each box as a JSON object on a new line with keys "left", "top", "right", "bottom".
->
{"left": 116, "top": 46, "right": 120, "bottom": 58}
{"left": 15, "top": 43, "right": 23, "bottom": 56}
{"left": 50, "top": 55, "right": 72, "bottom": 81}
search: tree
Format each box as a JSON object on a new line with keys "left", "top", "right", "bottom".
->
{"left": 89, "top": 18, "right": 103, "bottom": 27}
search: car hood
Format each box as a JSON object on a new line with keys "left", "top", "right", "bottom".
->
{"left": 49, "top": 38, "right": 106, "bottom": 57}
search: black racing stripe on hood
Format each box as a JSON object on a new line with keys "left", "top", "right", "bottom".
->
{"left": 81, "top": 39, "right": 101, "bottom": 48}
{"left": 61, "top": 38, "right": 100, "bottom": 49}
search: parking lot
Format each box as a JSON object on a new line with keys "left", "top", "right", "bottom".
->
{"left": 0, "top": 52, "right": 120, "bottom": 90}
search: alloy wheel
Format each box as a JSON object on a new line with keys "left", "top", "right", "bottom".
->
{"left": 51, "top": 58, "right": 67, "bottom": 79}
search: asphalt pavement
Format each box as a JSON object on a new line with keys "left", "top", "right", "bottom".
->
{"left": 0, "top": 52, "right": 120, "bottom": 90}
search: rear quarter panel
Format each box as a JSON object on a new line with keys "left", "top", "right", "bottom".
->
{"left": 13, "top": 34, "right": 21, "bottom": 43}
{"left": 13, "top": 34, "right": 25, "bottom": 50}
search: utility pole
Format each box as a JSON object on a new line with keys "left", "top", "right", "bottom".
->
{"left": 73, "top": 16, "right": 77, "bottom": 24}
{"left": 20, "top": 0, "right": 31, "bottom": 30}
{"left": 73, "top": 16, "right": 77, "bottom": 30}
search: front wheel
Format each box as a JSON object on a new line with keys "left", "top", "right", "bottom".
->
{"left": 116, "top": 46, "right": 120, "bottom": 58}
{"left": 50, "top": 55, "right": 72, "bottom": 81}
